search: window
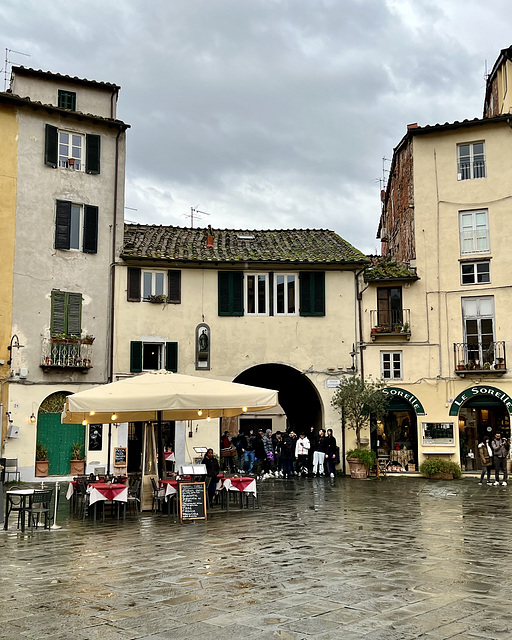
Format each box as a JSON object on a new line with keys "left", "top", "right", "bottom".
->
{"left": 459, "top": 210, "right": 489, "bottom": 255}
{"left": 462, "top": 296, "right": 495, "bottom": 366}
{"left": 377, "top": 287, "right": 403, "bottom": 329}
{"left": 422, "top": 423, "right": 454, "bottom": 446}
{"left": 58, "top": 90, "right": 76, "bottom": 111}
{"left": 461, "top": 260, "right": 490, "bottom": 285}
{"left": 457, "top": 142, "right": 486, "bottom": 180}
{"left": 50, "top": 290, "right": 82, "bottom": 336}
{"left": 127, "top": 268, "right": 181, "bottom": 303}
{"left": 55, "top": 200, "right": 98, "bottom": 253}
{"left": 246, "top": 273, "right": 269, "bottom": 315}
{"left": 381, "top": 351, "right": 402, "bottom": 380}
{"left": 218, "top": 271, "right": 244, "bottom": 316}
{"left": 130, "top": 341, "right": 178, "bottom": 372}
{"left": 275, "top": 274, "right": 298, "bottom": 315}
{"left": 45, "top": 124, "right": 100, "bottom": 174}
{"left": 298, "top": 272, "right": 325, "bottom": 316}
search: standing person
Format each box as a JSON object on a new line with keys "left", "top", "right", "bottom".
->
{"left": 491, "top": 432, "right": 509, "bottom": 486}
{"left": 280, "top": 432, "right": 295, "bottom": 478}
{"left": 262, "top": 429, "right": 275, "bottom": 478}
{"left": 202, "top": 448, "right": 220, "bottom": 507}
{"left": 220, "top": 430, "right": 235, "bottom": 473}
{"left": 234, "top": 431, "right": 245, "bottom": 472}
{"left": 253, "top": 429, "right": 266, "bottom": 478}
{"left": 288, "top": 430, "right": 298, "bottom": 474}
{"left": 325, "top": 428, "right": 337, "bottom": 478}
{"left": 478, "top": 436, "right": 493, "bottom": 486}
{"left": 308, "top": 426, "right": 317, "bottom": 475}
{"left": 274, "top": 431, "right": 283, "bottom": 477}
{"left": 312, "top": 429, "right": 329, "bottom": 477}
{"left": 241, "top": 429, "right": 257, "bottom": 475}
{"left": 295, "top": 433, "right": 310, "bottom": 475}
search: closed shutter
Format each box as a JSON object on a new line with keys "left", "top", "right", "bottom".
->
{"left": 127, "top": 268, "right": 141, "bottom": 302}
{"left": 45, "top": 124, "right": 58, "bottom": 167}
{"left": 299, "top": 272, "right": 325, "bottom": 316}
{"left": 55, "top": 200, "right": 71, "bottom": 250}
{"left": 268, "top": 272, "right": 274, "bottom": 316}
{"left": 85, "top": 134, "right": 101, "bottom": 174}
{"left": 50, "top": 291, "right": 66, "bottom": 335}
{"left": 165, "top": 342, "right": 178, "bottom": 372}
{"left": 83, "top": 205, "right": 98, "bottom": 253}
{"left": 130, "top": 341, "right": 143, "bottom": 372}
{"left": 67, "top": 293, "right": 82, "bottom": 335}
{"left": 218, "top": 271, "right": 244, "bottom": 316}
{"left": 168, "top": 270, "right": 181, "bottom": 303}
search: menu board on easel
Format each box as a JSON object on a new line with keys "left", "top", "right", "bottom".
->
{"left": 114, "top": 447, "right": 127, "bottom": 474}
{"left": 179, "top": 482, "right": 207, "bottom": 521}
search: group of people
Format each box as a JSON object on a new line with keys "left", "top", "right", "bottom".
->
{"left": 219, "top": 427, "right": 339, "bottom": 479}
{"left": 478, "top": 432, "right": 510, "bottom": 486}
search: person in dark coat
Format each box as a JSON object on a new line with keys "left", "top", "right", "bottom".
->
{"left": 202, "top": 448, "right": 220, "bottom": 507}
{"left": 478, "top": 436, "right": 493, "bottom": 485}
{"left": 325, "top": 428, "right": 337, "bottom": 478}
{"left": 312, "top": 429, "right": 329, "bottom": 476}
{"left": 241, "top": 429, "right": 257, "bottom": 474}
{"left": 491, "top": 432, "right": 509, "bottom": 486}
{"left": 280, "top": 431, "right": 295, "bottom": 478}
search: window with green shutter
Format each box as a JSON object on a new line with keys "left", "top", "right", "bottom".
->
{"left": 165, "top": 342, "right": 178, "bottom": 372}
{"left": 218, "top": 271, "right": 244, "bottom": 316}
{"left": 58, "top": 90, "right": 76, "bottom": 110}
{"left": 50, "top": 291, "right": 82, "bottom": 336}
{"left": 130, "top": 341, "right": 143, "bottom": 372}
{"left": 299, "top": 272, "right": 325, "bottom": 316}
{"left": 45, "top": 124, "right": 58, "bottom": 168}
{"left": 44, "top": 123, "right": 100, "bottom": 174}
{"left": 85, "top": 134, "right": 101, "bottom": 174}
{"left": 54, "top": 200, "right": 98, "bottom": 254}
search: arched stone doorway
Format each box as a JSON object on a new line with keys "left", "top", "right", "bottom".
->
{"left": 233, "top": 363, "right": 323, "bottom": 433}
{"left": 449, "top": 386, "right": 511, "bottom": 470}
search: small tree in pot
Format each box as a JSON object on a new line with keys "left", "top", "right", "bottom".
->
{"left": 331, "top": 376, "right": 388, "bottom": 477}
{"left": 70, "top": 442, "right": 85, "bottom": 476}
{"left": 35, "top": 442, "right": 49, "bottom": 477}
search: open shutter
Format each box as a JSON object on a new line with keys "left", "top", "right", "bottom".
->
{"left": 268, "top": 272, "right": 274, "bottom": 316}
{"left": 83, "top": 205, "right": 98, "bottom": 253}
{"left": 45, "top": 124, "right": 58, "bottom": 167}
{"left": 168, "top": 270, "right": 181, "bottom": 303}
{"left": 127, "top": 268, "right": 141, "bottom": 302}
{"left": 299, "top": 272, "right": 325, "bottom": 316}
{"left": 165, "top": 342, "right": 178, "bottom": 372}
{"left": 218, "top": 271, "right": 244, "bottom": 316}
{"left": 67, "top": 293, "right": 82, "bottom": 335}
{"left": 50, "top": 291, "right": 66, "bottom": 335}
{"left": 130, "top": 341, "right": 143, "bottom": 373}
{"left": 55, "top": 200, "right": 71, "bottom": 250}
{"left": 85, "top": 134, "right": 101, "bottom": 174}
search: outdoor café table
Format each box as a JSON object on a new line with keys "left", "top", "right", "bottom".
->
{"left": 158, "top": 479, "right": 179, "bottom": 514}
{"left": 223, "top": 477, "right": 257, "bottom": 510}
{"left": 4, "top": 488, "right": 34, "bottom": 532}
{"left": 87, "top": 482, "right": 128, "bottom": 520}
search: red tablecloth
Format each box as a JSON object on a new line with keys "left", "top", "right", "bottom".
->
{"left": 88, "top": 482, "right": 128, "bottom": 505}
{"left": 159, "top": 479, "right": 178, "bottom": 499}
{"left": 223, "top": 477, "right": 257, "bottom": 496}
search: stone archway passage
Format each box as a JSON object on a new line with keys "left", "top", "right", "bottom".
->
{"left": 449, "top": 385, "right": 512, "bottom": 416}
{"left": 234, "top": 363, "right": 322, "bottom": 432}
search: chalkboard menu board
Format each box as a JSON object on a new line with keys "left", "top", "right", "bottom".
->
{"left": 179, "top": 482, "right": 207, "bottom": 521}
{"left": 114, "top": 447, "right": 127, "bottom": 465}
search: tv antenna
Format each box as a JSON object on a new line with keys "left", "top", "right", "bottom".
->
{"left": 3, "top": 47, "right": 31, "bottom": 91}
{"left": 185, "top": 206, "right": 211, "bottom": 228}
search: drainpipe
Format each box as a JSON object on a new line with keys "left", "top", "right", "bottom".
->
{"left": 355, "top": 267, "right": 369, "bottom": 380}
{"left": 108, "top": 128, "right": 122, "bottom": 383}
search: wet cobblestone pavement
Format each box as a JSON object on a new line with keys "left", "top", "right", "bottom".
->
{"left": 2, "top": 476, "right": 512, "bottom": 639}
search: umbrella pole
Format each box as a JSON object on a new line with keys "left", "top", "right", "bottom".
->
{"left": 157, "top": 410, "right": 164, "bottom": 479}
{"left": 107, "top": 424, "right": 112, "bottom": 475}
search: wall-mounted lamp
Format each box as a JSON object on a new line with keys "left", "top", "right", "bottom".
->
{"left": 111, "top": 413, "right": 118, "bottom": 422}
{"left": 7, "top": 334, "right": 24, "bottom": 366}
{"left": 29, "top": 413, "right": 36, "bottom": 424}
{"left": 6, "top": 411, "right": 13, "bottom": 424}
{"left": 197, "top": 410, "right": 203, "bottom": 416}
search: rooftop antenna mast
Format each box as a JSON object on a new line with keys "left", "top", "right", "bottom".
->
{"left": 3, "top": 47, "right": 30, "bottom": 91}
{"left": 185, "top": 206, "right": 211, "bottom": 228}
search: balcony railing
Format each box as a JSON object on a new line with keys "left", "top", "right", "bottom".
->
{"left": 41, "top": 337, "right": 93, "bottom": 372}
{"left": 454, "top": 341, "right": 506, "bottom": 375}
{"left": 370, "top": 309, "right": 411, "bottom": 339}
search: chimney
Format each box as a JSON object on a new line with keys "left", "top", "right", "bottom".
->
{"left": 206, "top": 225, "right": 214, "bottom": 248}
{"left": 407, "top": 123, "right": 418, "bottom": 130}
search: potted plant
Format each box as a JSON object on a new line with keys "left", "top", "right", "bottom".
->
{"left": 496, "top": 357, "right": 505, "bottom": 370}
{"left": 346, "top": 448, "right": 376, "bottom": 478}
{"left": 35, "top": 443, "right": 49, "bottom": 477}
{"left": 419, "top": 457, "right": 461, "bottom": 480}
{"left": 394, "top": 323, "right": 402, "bottom": 333}
{"left": 70, "top": 442, "right": 85, "bottom": 475}
{"left": 457, "top": 362, "right": 466, "bottom": 371}
{"left": 147, "top": 294, "right": 168, "bottom": 303}
{"left": 82, "top": 335, "right": 95, "bottom": 345}
{"left": 402, "top": 322, "right": 410, "bottom": 333}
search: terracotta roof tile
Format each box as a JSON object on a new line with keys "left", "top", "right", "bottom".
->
{"left": 122, "top": 224, "right": 368, "bottom": 265}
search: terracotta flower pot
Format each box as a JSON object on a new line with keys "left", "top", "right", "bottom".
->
{"left": 35, "top": 460, "right": 49, "bottom": 477}
{"left": 346, "top": 457, "right": 368, "bottom": 479}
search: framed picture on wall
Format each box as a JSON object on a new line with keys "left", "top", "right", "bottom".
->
{"left": 88, "top": 424, "right": 103, "bottom": 451}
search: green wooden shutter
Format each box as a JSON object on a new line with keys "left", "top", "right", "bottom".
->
{"left": 45, "top": 124, "right": 58, "bottom": 167}
{"left": 85, "top": 134, "right": 101, "bottom": 174}
{"left": 218, "top": 271, "right": 244, "bottom": 316}
{"left": 55, "top": 200, "right": 71, "bottom": 250}
{"left": 127, "top": 268, "right": 141, "bottom": 301}
{"left": 299, "top": 272, "right": 325, "bottom": 316}
{"left": 130, "top": 341, "right": 143, "bottom": 372}
{"left": 268, "top": 272, "right": 274, "bottom": 316}
{"left": 83, "top": 205, "right": 98, "bottom": 253}
{"left": 51, "top": 291, "right": 66, "bottom": 335}
{"left": 58, "top": 90, "right": 76, "bottom": 110}
{"left": 165, "top": 342, "right": 178, "bottom": 372}
{"left": 67, "top": 293, "right": 82, "bottom": 335}
{"left": 168, "top": 270, "right": 181, "bottom": 303}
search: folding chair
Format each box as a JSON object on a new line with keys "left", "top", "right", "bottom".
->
{"left": 5, "top": 459, "right": 21, "bottom": 482}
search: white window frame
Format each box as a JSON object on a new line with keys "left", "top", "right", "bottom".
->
{"left": 381, "top": 351, "right": 402, "bottom": 380}
{"left": 245, "top": 273, "right": 269, "bottom": 316}
{"left": 460, "top": 260, "right": 491, "bottom": 285}
{"left": 274, "top": 273, "right": 298, "bottom": 316}
{"left": 142, "top": 271, "right": 167, "bottom": 301}
{"left": 69, "top": 203, "right": 83, "bottom": 250}
{"left": 58, "top": 130, "right": 84, "bottom": 171}
{"left": 457, "top": 141, "right": 486, "bottom": 180}
{"left": 459, "top": 209, "right": 489, "bottom": 255}
{"left": 142, "top": 342, "right": 164, "bottom": 371}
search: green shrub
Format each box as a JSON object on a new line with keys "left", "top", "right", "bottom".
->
{"left": 36, "top": 443, "right": 48, "bottom": 461}
{"left": 346, "top": 448, "right": 376, "bottom": 468}
{"left": 419, "top": 457, "right": 461, "bottom": 479}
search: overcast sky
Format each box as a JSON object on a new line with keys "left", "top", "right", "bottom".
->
{"left": 0, "top": 1, "right": 509, "bottom": 253}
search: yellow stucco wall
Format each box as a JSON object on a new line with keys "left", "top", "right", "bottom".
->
{"left": 0, "top": 105, "right": 17, "bottom": 446}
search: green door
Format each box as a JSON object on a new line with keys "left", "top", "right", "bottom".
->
{"left": 37, "top": 413, "right": 85, "bottom": 475}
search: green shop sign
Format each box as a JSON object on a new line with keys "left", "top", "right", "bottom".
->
{"left": 381, "top": 387, "right": 425, "bottom": 415}
{"left": 449, "top": 385, "right": 512, "bottom": 416}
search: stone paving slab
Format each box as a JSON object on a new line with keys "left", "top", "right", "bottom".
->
{"left": 2, "top": 476, "right": 512, "bottom": 639}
